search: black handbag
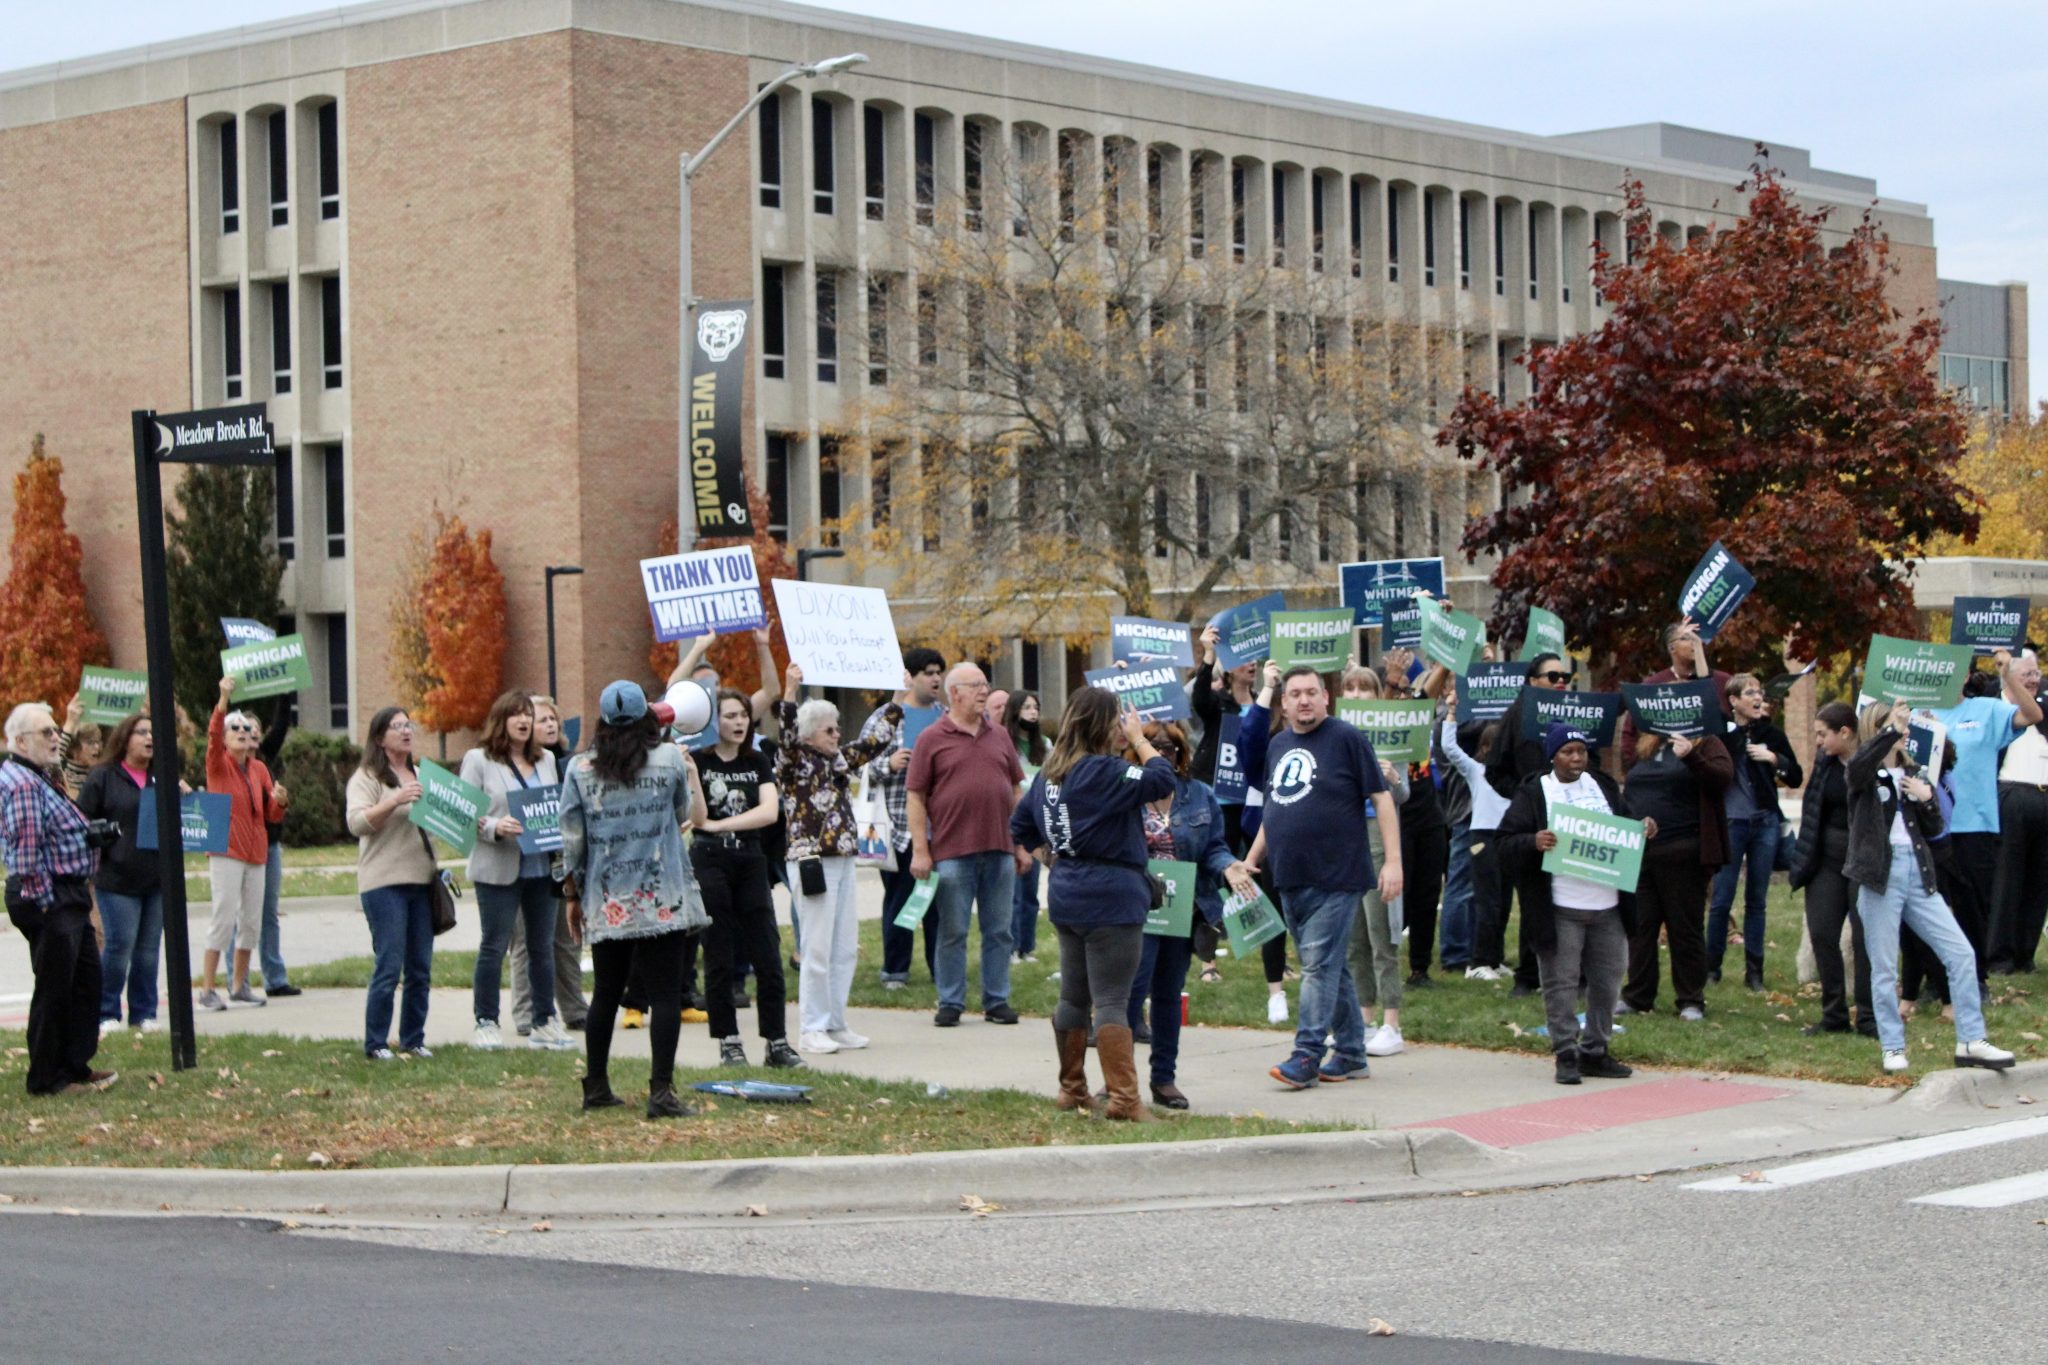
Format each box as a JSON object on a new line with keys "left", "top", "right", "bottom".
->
{"left": 418, "top": 828, "right": 461, "bottom": 935}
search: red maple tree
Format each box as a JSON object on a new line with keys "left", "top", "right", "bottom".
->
{"left": 647, "top": 478, "right": 793, "bottom": 691}
{"left": 415, "top": 514, "right": 506, "bottom": 736}
{"left": 1440, "top": 163, "right": 1975, "bottom": 678}
{"left": 0, "top": 435, "right": 111, "bottom": 711}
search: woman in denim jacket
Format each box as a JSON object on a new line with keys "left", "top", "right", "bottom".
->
{"left": 1125, "top": 721, "right": 1252, "bottom": 1109}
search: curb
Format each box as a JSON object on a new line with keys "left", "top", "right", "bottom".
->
{"left": 1895, "top": 1058, "right": 2048, "bottom": 1114}
{"left": 0, "top": 1127, "right": 1509, "bottom": 1222}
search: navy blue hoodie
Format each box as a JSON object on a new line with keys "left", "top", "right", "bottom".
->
{"left": 1011, "top": 754, "right": 1177, "bottom": 927}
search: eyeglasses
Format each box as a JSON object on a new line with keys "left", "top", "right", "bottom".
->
{"left": 1537, "top": 671, "right": 1573, "bottom": 684}
{"left": 30, "top": 725, "right": 58, "bottom": 739}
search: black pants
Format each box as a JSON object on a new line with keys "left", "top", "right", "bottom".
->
{"left": 8, "top": 882, "right": 100, "bottom": 1095}
{"left": 1804, "top": 859, "right": 1875, "bottom": 1033}
{"left": 1989, "top": 785, "right": 2048, "bottom": 972}
{"left": 1403, "top": 821, "right": 1449, "bottom": 975}
{"left": 586, "top": 931, "right": 687, "bottom": 1092}
{"left": 1910, "top": 831, "right": 1996, "bottom": 996}
{"left": 1624, "top": 837, "right": 1713, "bottom": 1014}
{"left": 879, "top": 842, "right": 938, "bottom": 981}
{"left": 1468, "top": 834, "right": 1509, "bottom": 969}
{"left": 694, "top": 844, "right": 787, "bottom": 1041}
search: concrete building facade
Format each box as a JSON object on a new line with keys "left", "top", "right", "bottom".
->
{"left": 1938, "top": 278, "right": 2029, "bottom": 421}
{"left": 0, "top": 0, "right": 1962, "bottom": 730}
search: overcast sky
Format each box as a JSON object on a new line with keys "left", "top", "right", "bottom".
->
{"left": 8, "top": 0, "right": 2041, "bottom": 406}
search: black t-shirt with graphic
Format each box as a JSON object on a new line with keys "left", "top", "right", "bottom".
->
{"left": 695, "top": 745, "right": 775, "bottom": 848}
{"left": 1260, "top": 718, "right": 1389, "bottom": 893}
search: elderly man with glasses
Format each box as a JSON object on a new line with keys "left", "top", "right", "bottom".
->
{"left": 198, "top": 676, "right": 287, "bottom": 1011}
{"left": 1, "top": 702, "right": 116, "bottom": 1095}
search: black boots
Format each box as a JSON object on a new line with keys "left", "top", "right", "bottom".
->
{"left": 1555, "top": 1047, "right": 1582, "bottom": 1085}
{"left": 1577, "top": 1050, "right": 1633, "bottom": 1079}
{"left": 646, "top": 1083, "right": 696, "bottom": 1119}
{"left": 581, "top": 1075, "right": 625, "bottom": 1111}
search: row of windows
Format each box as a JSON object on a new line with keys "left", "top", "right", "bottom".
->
{"left": 271, "top": 442, "right": 349, "bottom": 563}
{"left": 1940, "top": 353, "right": 2012, "bottom": 414}
{"left": 756, "top": 98, "right": 1647, "bottom": 307}
{"left": 216, "top": 100, "right": 340, "bottom": 235}
{"left": 214, "top": 276, "right": 343, "bottom": 400}
{"left": 265, "top": 611, "right": 351, "bottom": 730}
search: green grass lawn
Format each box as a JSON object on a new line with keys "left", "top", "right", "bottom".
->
{"left": 0, "top": 1031, "right": 1348, "bottom": 1169}
{"left": 271, "top": 883, "right": 2048, "bottom": 1089}
{"left": 182, "top": 842, "right": 364, "bottom": 872}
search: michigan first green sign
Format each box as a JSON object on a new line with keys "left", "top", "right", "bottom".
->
{"left": 1541, "top": 804, "right": 1646, "bottom": 894}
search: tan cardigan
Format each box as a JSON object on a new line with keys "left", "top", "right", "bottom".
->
{"left": 345, "top": 767, "right": 439, "bottom": 892}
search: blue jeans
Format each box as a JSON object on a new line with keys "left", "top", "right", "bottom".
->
{"left": 1130, "top": 929, "right": 1195, "bottom": 1086}
{"left": 361, "top": 883, "right": 435, "bottom": 1053}
{"left": 933, "top": 851, "right": 1016, "bottom": 1011}
{"left": 1708, "top": 814, "right": 1780, "bottom": 972}
{"left": 1280, "top": 886, "right": 1367, "bottom": 1064}
{"left": 96, "top": 888, "right": 163, "bottom": 1024}
{"left": 1438, "top": 821, "right": 1475, "bottom": 969}
{"left": 1012, "top": 860, "right": 1042, "bottom": 956}
{"left": 1860, "top": 864, "right": 1985, "bottom": 1054}
{"left": 473, "top": 877, "right": 556, "bottom": 1026}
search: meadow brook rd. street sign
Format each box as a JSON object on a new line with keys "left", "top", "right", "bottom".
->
{"left": 150, "top": 403, "right": 275, "bottom": 465}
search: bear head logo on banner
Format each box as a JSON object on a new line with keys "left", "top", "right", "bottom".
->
{"left": 696, "top": 309, "right": 748, "bottom": 363}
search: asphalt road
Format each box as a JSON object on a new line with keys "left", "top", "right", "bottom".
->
{"left": 0, "top": 1214, "right": 1664, "bottom": 1365}
{"left": 280, "top": 1120, "right": 2048, "bottom": 1365}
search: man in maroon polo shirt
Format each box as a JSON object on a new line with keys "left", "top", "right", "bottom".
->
{"left": 907, "top": 663, "right": 1025, "bottom": 1027}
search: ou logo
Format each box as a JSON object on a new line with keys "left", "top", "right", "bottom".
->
{"left": 1268, "top": 748, "right": 1319, "bottom": 806}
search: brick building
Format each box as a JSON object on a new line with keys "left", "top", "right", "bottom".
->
{"left": 0, "top": 0, "right": 1989, "bottom": 732}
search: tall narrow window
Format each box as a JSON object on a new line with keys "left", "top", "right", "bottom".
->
{"left": 1232, "top": 323, "right": 1249, "bottom": 415}
{"left": 818, "top": 438, "right": 842, "bottom": 547}
{"left": 1386, "top": 184, "right": 1400, "bottom": 283}
{"left": 757, "top": 89, "right": 782, "bottom": 208}
{"left": 222, "top": 287, "right": 243, "bottom": 400}
{"left": 1528, "top": 205, "right": 1540, "bottom": 300}
{"left": 1271, "top": 166, "right": 1287, "bottom": 267}
{"left": 219, "top": 119, "right": 240, "bottom": 234}
{"left": 1392, "top": 483, "right": 1406, "bottom": 557}
{"left": 1349, "top": 179, "right": 1363, "bottom": 278}
{"left": 913, "top": 113, "right": 936, "bottom": 226}
{"left": 1103, "top": 143, "right": 1122, "bottom": 248}
{"left": 323, "top": 443, "right": 346, "bottom": 558}
{"left": 1194, "top": 473, "right": 1211, "bottom": 558}
{"left": 1021, "top": 640, "right": 1041, "bottom": 693}
{"left": 960, "top": 119, "right": 981, "bottom": 231}
{"left": 1310, "top": 176, "right": 1325, "bottom": 272}
{"left": 324, "top": 613, "right": 349, "bottom": 729}
{"left": 917, "top": 282, "right": 937, "bottom": 367}
{"left": 870, "top": 444, "right": 893, "bottom": 528}
{"left": 1317, "top": 495, "right": 1332, "bottom": 564}
{"left": 1494, "top": 202, "right": 1506, "bottom": 295}
{"left": 866, "top": 275, "right": 889, "bottom": 386}
{"left": 1057, "top": 131, "right": 1079, "bottom": 243}
{"left": 1230, "top": 162, "right": 1246, "bottom": 263}
{"left": 1188, "top": 157, "right": 1207, "bottom": 257}
{"left": 274, "top": 447, "right": 295, "bottom": 562}
{"left": 965, "top": 293, "right": 986, "bottom": 389}
{"left": 815, "top": 271, "right": 838, "bottom": 383}
{"left": 1152, "top": 485, "right": 1169, "bottom": 558}
{"left": 863, "top": 105, "right": 886, "bottom": 221}
{"left": 266, "top": 109, "right": 287, "bottom": 226}
{"left": 811, "top": 97, "right": 835, "bottom": 215}
{"left": 761, "top": 264, "right": 786, "bottom": 379}
{"left": 316, "top": 101, "right": 339, "bottom": 220}
{"left": 1459, "top": 197, "right": 1472, "bottom": 289}
{"left": 1191, "top": 312, "right": 1209, "bottom": 410}
{"left": 319, "top": 275, "right": 342, "bottom": 388}
{"left": 1236, "top": 483, "right": 1253, "bottom": 559}
{"left": 1423, "top": 189, "right": 1437, "bottom": 286}
{"left": 765, "top": 432, "right": 791, "bottom": 537}
{"left": 269, "top": 282, "right": 291, "bottom": 395}
{"left": 1145, "top": 148, "right": 1163, "bottom": 249}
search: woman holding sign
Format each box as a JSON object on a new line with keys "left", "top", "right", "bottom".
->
{"left": 345, "top": 708, "right": 439, "bottom": 1060}
{"left": 77, "top": 714, "right": 166, "bottom": 1033}
{"left": 1494, "top": 724, "right": 1654, "bottom": 1085}
{"left": 1844, "top": 701, "right": 2014, "bottom": 1076}
{"left": 459, "top": 690, "right": 569, "bottom": 1054}
{"left": 199, "top": 677, "right": 286, "bottom": 1012}
{"left": 1010, "top": 687, "right": 1187, "bottom": 1121}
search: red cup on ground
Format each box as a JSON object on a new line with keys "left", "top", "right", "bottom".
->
{"left": 1180, "top": 991, "right": 1189, "bottom": 1024}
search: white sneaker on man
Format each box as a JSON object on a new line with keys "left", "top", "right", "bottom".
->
{"left": 1882, "top": 1050, "right": 1910, "bottom": 1074}
{"left": 799, "top": 1030, "right": 841, "bottom": 1054}
{"left": 826, "top": 1029, "right": 869, "bottom": 1050}
{"left": 473, "top": 1020, "right": 504, "bottom": 1050}
{"left": 529, "top": 1019, "right": 575, "bottom": 1051}
{"left": 138, "top": 1018, "right": 162, "bottom": 1034}
{"left": 1957, "top": 1039, "right": 2016, "bottom": 1070}
{"left": 1465, "top": 965, "right": 1498, "bottom": 982}
{"left": 99, "top": 1018, "right": 125, "bottom": 1038}
{"left": 1366, "top": 1025, "right": 1406, "bottom": 1057}
{"left": 1266, "top": 993, "right": 1289, "bottom": 1025}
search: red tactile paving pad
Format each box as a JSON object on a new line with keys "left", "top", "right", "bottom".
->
{"left": 1400, "top": 1077, "right": 1794, "bottom": 1148}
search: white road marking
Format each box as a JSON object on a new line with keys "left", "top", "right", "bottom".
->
{"left": 1912, "top": 1169, "right": 2048, "bottom": 1208}
{"left": 1686, "top": 1116, "right": 2048, "bottom": 1192}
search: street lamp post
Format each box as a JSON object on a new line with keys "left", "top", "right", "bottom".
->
{"left": 544, "top": 564, "right": 584, "bottom": 700}
{"left": 796, "top": 547, "right": 846, "bottom": 582}
{"left": 679, "top": 52, "right": 868, "bottom": 552}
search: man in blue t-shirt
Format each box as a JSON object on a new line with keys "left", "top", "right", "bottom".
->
{"left": 1929, "top": 649, "right": 2042, "bottom": 978}
{"left": 1246, "top": 665, "right": 1401, "bottom": 1088}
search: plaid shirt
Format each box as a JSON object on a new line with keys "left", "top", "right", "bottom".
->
{"left": 859, "top": 704, "right": 913, "bottom": 851}
{"left": 0, "top": 755, "right": 96, "bottom": 905}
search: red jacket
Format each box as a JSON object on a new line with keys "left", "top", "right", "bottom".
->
{"left": 208, "top": 708, "right": 282, "bottom": 864}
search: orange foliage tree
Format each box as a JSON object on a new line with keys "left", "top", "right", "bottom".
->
{"left": 648, "top": 478, "right": 793, "bottom": 691}
{"left": 414, "top": 514, "right": 506, "bottom": 737}
{"left": 0, "top": 435, "right": 110, "bottom": 712}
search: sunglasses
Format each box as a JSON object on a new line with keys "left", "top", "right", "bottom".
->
{"left": 227, "top": 723, "right": 257, "bottom": 735}
{"left": 1536, "top": 671, "right": 1573, "bottom": 684}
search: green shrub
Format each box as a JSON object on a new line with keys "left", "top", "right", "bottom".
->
{"left": 275, "top": 730, "right": 361, "bottom": 846}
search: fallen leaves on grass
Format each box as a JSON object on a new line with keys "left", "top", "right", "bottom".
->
{"left": 305, "top": 1152, "right": 331, "bottom": 1167}
{"left": 531, "top": 1220, "right": 552, "bottom": 1233}
{"left": 1738, "top": 1170, "right": 1766, "bottom": 1184}
{"left": 745, "top": 1205, "right": 769, "bottom": 1217}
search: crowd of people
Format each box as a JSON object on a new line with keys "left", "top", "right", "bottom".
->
{"left": 4, "top": 610, "right": 2045, "bottom": 1116}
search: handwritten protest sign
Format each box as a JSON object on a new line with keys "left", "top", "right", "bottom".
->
{"left": 771, "top": 580, "right": 905, "bottom": 690}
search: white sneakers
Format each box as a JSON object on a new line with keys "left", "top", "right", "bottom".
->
{"left": 800, "top": 1030, "right": 841, "bottom": 1054}
{"left": 1679, "top": 1006, "right": 1706, "bottom": 1022}
{"left": 825, "top": 1029, "right": 869, "bottom": 1050}
{"left": 473, "top": 1020, "right": 505, "bottom": 1051}
{"left": 1266, "top": 993, "right": 1289, "bottom": 1024}
{"left": 99, "top": 1018, "right": 124, "bottom": 1039}
{"left": 1882, "top": 1050, "right": 1910, "bottom": 1074}
{"left": 1957, "top": 1039, "right": 2016, "bottom": 1070}
{"left": 1465, "top": 965, "right": 1502, "bottom": 981}
{"left": 529, "top": 1019, "right": 575, "bottom": 1051}
{"left": 1366, "top": 1024, "right": 1406, "bottom": 1057}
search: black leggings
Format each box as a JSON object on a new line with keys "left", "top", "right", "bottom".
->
{"left": 586, "top": 932, "right": 687, "bottom": 1091}
{"left": 1054, "top": 922, "right": 1146, "bottom": 1032}
{"left": 694, "top": 846, "right": 787, "bottom": 1041}
{"left": 1403, "top": 821, "right": 1449, "bottom": 975}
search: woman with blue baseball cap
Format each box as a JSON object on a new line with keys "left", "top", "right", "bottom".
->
{"left": 560, "top": 679, "right": 711, "bottom": 1117}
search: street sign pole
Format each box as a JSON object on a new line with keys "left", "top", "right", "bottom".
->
{"left": 132, "top": 409, "right": 197, "bottom": 1071}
